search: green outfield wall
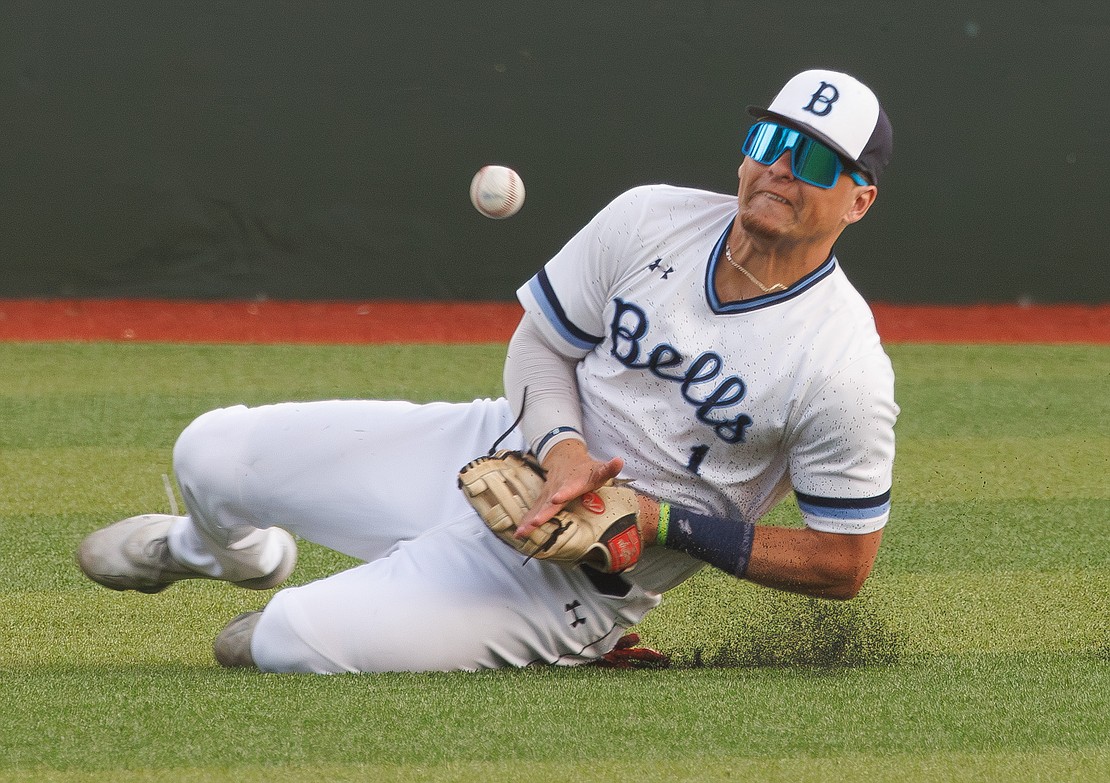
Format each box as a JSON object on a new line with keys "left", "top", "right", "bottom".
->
{"left": 1, "top": 2, "right": 1106, "bottom": 303}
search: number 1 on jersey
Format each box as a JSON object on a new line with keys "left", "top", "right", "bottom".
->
{"left": 686, "top": 444, "right": 709, "bottom": 475}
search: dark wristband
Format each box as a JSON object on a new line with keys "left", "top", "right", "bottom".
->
{"left": 657, "top": 502, "right": 755, "bottom": 578}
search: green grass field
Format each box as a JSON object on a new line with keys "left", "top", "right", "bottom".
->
{"left": 0, "top": 341, "right": 1106, "bottom": 782}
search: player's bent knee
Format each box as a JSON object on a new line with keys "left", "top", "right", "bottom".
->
{"left": 172, "top": 405, "right": 250, "bottom": 490}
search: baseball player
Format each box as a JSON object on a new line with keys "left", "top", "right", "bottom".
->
{"left": 77, "top": 68, "right": 897, "bottom": 673}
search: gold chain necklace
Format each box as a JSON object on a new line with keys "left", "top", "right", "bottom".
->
{"left": 724, "top": 243, "right": 787, "bottom": 293}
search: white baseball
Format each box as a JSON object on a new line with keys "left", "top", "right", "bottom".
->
{"left": 469, "top": 165, "right": 525, "bottom": 219}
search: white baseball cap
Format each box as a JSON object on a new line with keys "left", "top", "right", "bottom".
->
{"left": 748, "top": 69, "right": 893, "bottom": 184}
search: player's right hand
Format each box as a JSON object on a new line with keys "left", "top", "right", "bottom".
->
{"left": 515, "top": 440, "right": 623, "bottom": 538}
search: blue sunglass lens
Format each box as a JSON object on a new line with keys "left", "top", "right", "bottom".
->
{"left": 742, "top": 121, "right": 847, "bottom": 189}
{"left": 743, "top": 123, "right": 798, "bottom": 163}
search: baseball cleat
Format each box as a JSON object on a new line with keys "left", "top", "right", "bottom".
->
{"left": 76, "top": 514, "right": 297, "bottom": 593}
{"left": 213, "top": 610, "right": 262, "bottom": 668}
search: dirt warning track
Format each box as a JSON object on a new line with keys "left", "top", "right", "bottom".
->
{"left": 0, "top": 300, "right": 1106, "bottom": 344}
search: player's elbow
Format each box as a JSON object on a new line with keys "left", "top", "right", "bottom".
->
{"left": 810, "top": 529, "right": 882, "bottom": 600}
{"left": 815, "top": 558, "right": 875, "bottom": 600}
{"left": 820, "top": 574, "right": 867, "bottom": 600}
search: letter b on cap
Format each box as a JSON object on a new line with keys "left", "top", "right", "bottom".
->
{"left": 803, "top": 82, "right": 840, "bottom": 116}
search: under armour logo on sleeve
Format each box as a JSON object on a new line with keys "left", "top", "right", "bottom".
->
{"left": 648, "top": 258, "right": 675, "bottom": 279}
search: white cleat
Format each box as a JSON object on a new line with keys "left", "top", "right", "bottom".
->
{"left": 76, "top": 514, "right": 297, "bottom": 594}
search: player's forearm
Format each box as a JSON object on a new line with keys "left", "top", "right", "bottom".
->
{"left": 503, "top": 316, "right": 587, "bottom": 460}
{"left": 638, "top": 497, "right": 881, "bottom": 600}
{"left": 742, "top": 526, "right": 882, "bottom": 599}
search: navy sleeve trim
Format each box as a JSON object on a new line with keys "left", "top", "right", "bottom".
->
{"left": 535, "top": 269, "right": 604, "bottom": 348}
{"left": 794, "top": 489, "right": 892, "bottom": 510}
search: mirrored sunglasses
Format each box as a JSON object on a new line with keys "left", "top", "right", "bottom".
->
{"left": 742, "top": 121, "right": 869, "bottom": 188}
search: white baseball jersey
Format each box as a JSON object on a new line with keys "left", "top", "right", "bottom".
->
{"left": 518, "top": 184, "right": 898, "bottom": 593}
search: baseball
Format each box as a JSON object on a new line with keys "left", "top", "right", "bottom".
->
{"left": 469, "top": 165, "right": 525, "bottom": 219}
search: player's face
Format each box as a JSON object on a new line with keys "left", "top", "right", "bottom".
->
{"left": 736, "top": 152, "right": 876, "bottom": 249}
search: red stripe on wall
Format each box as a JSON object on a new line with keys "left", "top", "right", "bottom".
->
{"left": 0, "top": 300, "right": 1106, "bottom": 344}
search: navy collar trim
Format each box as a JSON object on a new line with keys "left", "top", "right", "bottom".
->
{"left": 705, "top": 220, "right": 837, "bottom": 314}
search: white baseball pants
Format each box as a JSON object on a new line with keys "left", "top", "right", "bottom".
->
{"left": 165, "top": 398, "right": 659, "bottom": 673}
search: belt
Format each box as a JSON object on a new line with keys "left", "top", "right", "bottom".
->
{"left": 580, "top": 564, "right": 631, "bottom": 598}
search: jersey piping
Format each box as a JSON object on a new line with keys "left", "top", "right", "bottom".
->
{"left": 705, "top": 220, "right": 839, "bottom": 314}
{"left": 527, "top": 269, "right": 603, "bottom": 351}
{"left": 795, "top": 489, "right": 891, "bottom": 522}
